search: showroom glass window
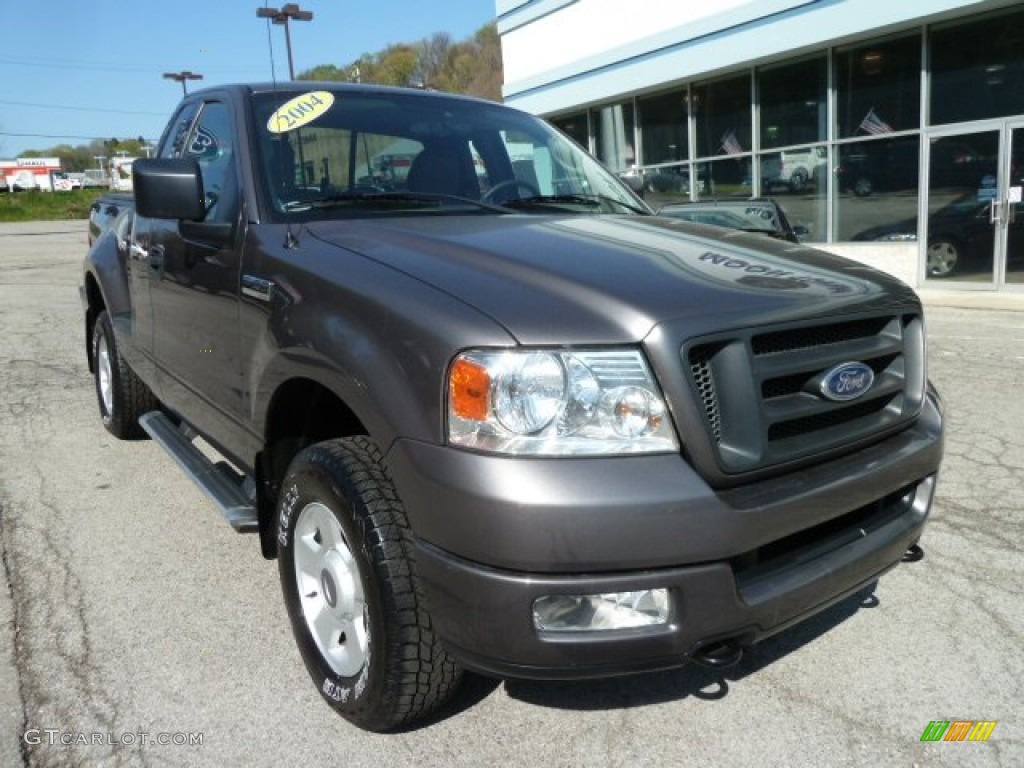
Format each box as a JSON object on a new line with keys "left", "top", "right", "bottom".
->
{"left": 834, "top": 136, "right": 920, "bottom": 241}
{"left": 834, "top": 35, "right": 921, "bottom": 244}
{"left": 636, "top": 89, "right": 690, "bottom": 204}
{"left": 549, "top": 113, "right": 590, "bottom": 152}
{"left": 836, "top": 34, "right": 921, "bottom": 139}
{"left": 930, "top": 8, "right": 1024, "bottom": 125}
{"left": 760, "top": 56, "right": 827, "bottom": 149}
{"left": 638, "top": 89, "right": 688, "bottom": 166}
{"left": 692, "top": 75, "right": 751, "bottom": 199}
{"left": 692, "top": 74, "right": 751, "bottom": 160}
{"left": 758, "top": 57, "right": 828, "bottom": 240}
{"left": 591, "top": 102, "right": 636, "bottom": 173}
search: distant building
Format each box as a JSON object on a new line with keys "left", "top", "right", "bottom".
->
{"left": 1, "top": 157, "right": 63, "bottom": 191}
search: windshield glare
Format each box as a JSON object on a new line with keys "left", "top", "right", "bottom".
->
{"left": 252, "top": 88, "right": 647, "bottom": 219}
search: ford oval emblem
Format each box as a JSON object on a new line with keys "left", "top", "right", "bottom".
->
{"left": 820, "top": 362, "right": 875, "bottom": 402}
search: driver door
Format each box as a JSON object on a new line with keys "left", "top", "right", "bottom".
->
{"left": 147, "top": 99, "right": 247, "bottom": 445}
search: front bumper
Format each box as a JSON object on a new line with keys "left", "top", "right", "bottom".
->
{"left": 385, "top": 394, "right": 942, "bottom": 678}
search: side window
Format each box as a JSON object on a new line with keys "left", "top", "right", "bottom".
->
{"left": 159, "top": 103, "right": 200, "bottom": 159}
{"left": 184, "top": 102, "right": 238, "bottom": 223}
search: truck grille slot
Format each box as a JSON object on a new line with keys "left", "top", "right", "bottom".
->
{"left": 690, "top": 352, "right": 722, "bottom": 442}
{"left": 732, "top": 483, "right": 918, "bottom": 602}
{"left": 766, "top": 394, "right": 896, "bottom": 441}
{"left": 752, "top": 316, "right": 892, "bottom": 355}
{"left": 683, "top": 311, "right": 925, "bottom": 474}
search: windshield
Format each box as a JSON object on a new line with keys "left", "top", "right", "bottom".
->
{"left": 251, "top": 87, "right": 649, "bottom": 220}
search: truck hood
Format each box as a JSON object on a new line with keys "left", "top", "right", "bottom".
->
{"left": 306, "top": 215, "right": 919, "bottom": 344}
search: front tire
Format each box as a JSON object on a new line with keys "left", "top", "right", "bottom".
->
{"left": 853, "top": 177, "right": 873, "bottom": 197}
{"left": 276, "top": 437, "right": 462, "bottom": 731}
{"left": 91, "top": 309, "right": 159, "bottom": 439}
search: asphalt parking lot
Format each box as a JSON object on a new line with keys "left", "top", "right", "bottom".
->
{"left": 1, "top": 221, "right": 1021, "bottom": 767}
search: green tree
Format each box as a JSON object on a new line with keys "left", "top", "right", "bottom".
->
{"left": 301, "top": 64, "right": 349, "bottom": 81}
{"left": 297, "top": 21, "right": 503, "bottom": 102}
{"left": 14, "top": 136, "right": 153, "bottom": 172}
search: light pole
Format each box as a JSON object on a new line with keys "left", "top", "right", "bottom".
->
{"left": 163, "top": 70, "right": 203, "bottom": 96}
{"left": 256, "top": 4, "right": 313, "bottom": 80}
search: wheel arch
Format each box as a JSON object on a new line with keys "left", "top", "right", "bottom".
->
{"left": 255, "top": 375, "right": 372, "bottom": 559}
{"left": 83, "top": 270, "right": 105, "bottom": 373}
{"left": 83, "top": 232, "right": 133, "bottom": 372}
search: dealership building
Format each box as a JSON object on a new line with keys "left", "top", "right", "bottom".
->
{"left": 497, "top": 0, "right": 1024, "bottom": 293}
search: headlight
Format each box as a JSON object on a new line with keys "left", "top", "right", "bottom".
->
{"left": 447, "top": 348, "right": 678, "bottom": 455}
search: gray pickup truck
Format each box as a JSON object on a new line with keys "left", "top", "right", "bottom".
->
{"left": 81, "top": 82, "right": 943, "bottom": 731}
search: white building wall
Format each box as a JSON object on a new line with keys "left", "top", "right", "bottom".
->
{"left": 498, "top": 0, "right": 1011, "bottom": 115}
{"left": 823, "top": 244, "right": 919, "bottom": 287}
{"left": 499, "top": 0, "right": 755, "bottom": 84}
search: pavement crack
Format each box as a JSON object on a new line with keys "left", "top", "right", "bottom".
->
{"left": 0, "top": 500, "right": 31, "bottom": 768}
{"left": 7, "top": 468, "right": 132, "bottom": 766}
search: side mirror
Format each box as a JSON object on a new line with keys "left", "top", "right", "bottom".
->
{"left": 134, "top": 158, "right": 206, "bottom": 221}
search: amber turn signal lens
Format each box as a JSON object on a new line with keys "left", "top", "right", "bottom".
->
{"left": 449, "top": 357, "right": 491, "bottom": 421}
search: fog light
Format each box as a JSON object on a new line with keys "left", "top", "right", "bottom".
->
{"left": 533, "top": 590, "right": 670, "bottom": 632}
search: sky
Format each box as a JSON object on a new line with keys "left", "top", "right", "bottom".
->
{"left": 0, "top": 0, "right": 497, "bottom": 159}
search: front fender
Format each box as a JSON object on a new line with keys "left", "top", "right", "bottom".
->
{"left": 247, "top": 267, "right": 517, "bottom": 452}
{"left": 82, "top": 225, "right": 133, "bottom": 369}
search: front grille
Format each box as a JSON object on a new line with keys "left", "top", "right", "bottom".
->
{"left": 684, "top": 311, "right": 925, "bottom": 474}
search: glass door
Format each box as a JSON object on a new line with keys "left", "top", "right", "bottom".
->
{"left": 924, "top": 124, "right": 1024, "bottom": 288}
{"left": 923, "top": 130, "right": 999, "bottom": 284}
{"left": 1004, "top": 125, "right": 1024, "bottom": 286}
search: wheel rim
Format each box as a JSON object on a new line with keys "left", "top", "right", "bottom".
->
{"left": 96, "top": 333, "right": 114, "bottom": 416}
{"left": 293, "top": 502, "right": 369, "bottom": 678}
{"left": 927, "top": 241, "right": 958, "bottom": 276}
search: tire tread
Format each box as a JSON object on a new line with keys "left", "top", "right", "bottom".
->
{"left": 290, "top": 436, "right": 461, "bottom": 730}
{"left": 94, "top": 310, "right": 159, "bottom": 439}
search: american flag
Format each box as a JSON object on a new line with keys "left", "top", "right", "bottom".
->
{"left": 720, "top": 130, "right": 742, "bottom": 155}
{"left": 858, "top": 108, "right": 893, "bottom": 135}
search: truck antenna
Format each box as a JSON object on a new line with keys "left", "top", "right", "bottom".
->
{"left": 260, "top": 9, "right": 280, "bottom": 87}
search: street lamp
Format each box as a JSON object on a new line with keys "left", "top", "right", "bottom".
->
{"left": 256, "top": 4, "right": 313, "bottom": 80}
{"left": 163, "top": 70, "right": 203, "bottom": 96}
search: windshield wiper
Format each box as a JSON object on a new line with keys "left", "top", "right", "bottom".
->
{"left": 500, "top": 194, "right": 649, "bottom": 215}
{"left": 281, "top": 191, "right": 509, "bottom": 214}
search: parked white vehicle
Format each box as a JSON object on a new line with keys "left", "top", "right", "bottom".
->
{"left": 51, "top": 171, "right": 80, "bottom": 191}
{"left": 762, "top": 146, "right": 827, "bottom": 193}
{"left": 82, "top": 169, "right": 109, "bottom": 188}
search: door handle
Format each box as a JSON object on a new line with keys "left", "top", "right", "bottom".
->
{"left": 989, "top": 199, "right": 1002, "bottom": 225}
